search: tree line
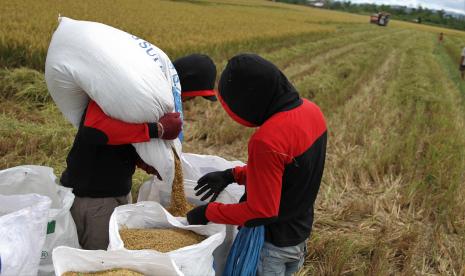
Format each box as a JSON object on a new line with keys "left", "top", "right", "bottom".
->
{"left": 276, "top": 0, "right": 465, "bottom": 31}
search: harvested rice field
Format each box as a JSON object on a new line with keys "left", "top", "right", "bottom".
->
{"left": 2, "top": 0, "right": 465, "bottom": 274}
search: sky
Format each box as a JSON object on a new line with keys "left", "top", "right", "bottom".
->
{"left": 340, "top": 0, "right": 465, "bottom": 14}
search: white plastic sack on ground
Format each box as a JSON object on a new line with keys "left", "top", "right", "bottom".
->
{"left": 181, "top": 153, "right": 245, "bottom": 179}
{"left": 0, "top": 165, "right": 80, "bottom": 276}
{"left": 0, "top": 194, "right": 51, "bottom": 276}
{"left": 138, "top": 178, "right": 242, "bottom": 208}
{"left": 52, "top": 246, "right": 183, "bottom": 276}
{"left": 108, "top": 201, "right": 225, "bottom": 276}
{"left": 136, "top": 177, "right": 239, "bottom": 275}
{"left": 45, "top": 16, "right": 182, "bottom": 186}
{"left": 137, "top": 153, "right": 245, "bottom": 203}
{"left": 136, "top": 153, "right": 245, "bottom": 275}
{"left": 0, "top": 165, "right": 60, "bottom": 206}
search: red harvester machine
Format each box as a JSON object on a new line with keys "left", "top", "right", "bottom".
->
{"left": 370, "top": 12, "right": 390, "bottom": 26}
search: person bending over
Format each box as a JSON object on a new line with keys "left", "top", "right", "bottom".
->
{"left": 187, "top": 54, "right": 327, "bottom": 276}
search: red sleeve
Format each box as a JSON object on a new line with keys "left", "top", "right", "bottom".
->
{"left": 83, "top": 100, "right": 152, "bottom": 145}
{"left": 232, "top": 165, "right": 247, "bottom": 185}
{"left": 206, "top": 139, "right": 288, "bottom": 226}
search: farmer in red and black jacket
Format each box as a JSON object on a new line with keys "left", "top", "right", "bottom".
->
{"left": 62, "top": 53, "right": 217, "bottom": 250}
{"left": 187, "top": 54, "right": 327, "bottom": 275}
{"left": 61, "top": 102, "right": 182, "bottom": 250}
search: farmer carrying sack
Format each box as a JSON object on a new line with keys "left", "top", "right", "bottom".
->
{"left": 45, "top": 17, "right": 183, "bottom": 186}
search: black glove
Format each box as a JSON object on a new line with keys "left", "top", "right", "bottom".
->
{"left": 187, "top": 204, "right": 209, "bottom": 225}
{"left": 194, "top": 169, "right": 235, "bottom": 202}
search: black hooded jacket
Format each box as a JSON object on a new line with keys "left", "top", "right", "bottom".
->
{"left": 206, "top": 54, "right": 327, "bottom": 247}
{"left": 61, "top": 100, "right": 158, "bottom": 198}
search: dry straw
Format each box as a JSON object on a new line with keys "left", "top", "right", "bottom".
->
{"left": 2, "top": 0, "right": 465, "bottom": 274}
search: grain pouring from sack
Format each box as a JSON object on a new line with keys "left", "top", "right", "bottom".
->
{"left": 167, "top": 148, "right": 195, "bottom": 217}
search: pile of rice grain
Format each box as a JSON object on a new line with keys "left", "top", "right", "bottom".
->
{"left": 119, "top": 228, "right": 206, "bottom": 252}
{"left": 62, "top": 269, "right": 142, "bottom": 276}
{"left": 167, "top": 148, "right": 195, "bottom": 217}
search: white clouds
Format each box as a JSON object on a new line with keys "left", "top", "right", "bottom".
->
{"left": 345, "top": 0, "right": 465, "bottom": 14}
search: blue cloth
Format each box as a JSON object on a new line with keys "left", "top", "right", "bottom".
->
{"left": 170, "top": 62, "right": 184, "bottom": 142}
{"left": 223, "top": 226, "right": 265, "bottom": 276}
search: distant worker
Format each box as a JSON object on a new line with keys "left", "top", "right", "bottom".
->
{"left": 461, "top": 46, "right": 465, "bottom": 80}
{"left": 187, "top": 54, "right": 327, "bottom": 275}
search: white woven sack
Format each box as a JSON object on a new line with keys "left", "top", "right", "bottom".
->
{"left": 0, "top": 165, "right": 61, "bottom": 207}
{"left": 108, "top": 202, "right": 225, "bottom": 276}
{"left": 137, "top": 153, "right": 245, "bottom": 203}
{"left": 0, "top": 165, "right": 80, "bottom": 276}
{"left": 136, "top": 178, "right": 241, "bottom": 276}
{"left": 135, "top": 154, "right": 245, "bottom": 275}
{"left": 45, "top": 17, "right": 182, "bottom": 185}
{"left": 0, "top": 194, "right": 51, "bottom": 276}
{"left": 52, "top": 246, "right": 183, "bottom": 276}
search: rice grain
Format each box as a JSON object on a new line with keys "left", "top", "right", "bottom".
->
{"left": 119, "top": 228, "right": 206, "bottom": 252}
{"left": 167, "top": 148, "right": 195, "bottom": 217}
{"left": 62, "top": 268, "right": 142, "bottom": 276}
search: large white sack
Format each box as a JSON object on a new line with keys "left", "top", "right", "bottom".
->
{"left": 45, "top": 17, "right": 182, "bottom": 185}
{"left": 136, "top": 153, "right": 245, "bottom": 276}
{"left": 0, "top": 194, "right": 51, "bottom": 276}
{"left": 0, "top": 165, "right": 80, "bottom": 276}
{"left": 139, "top": 178, "right": 243, "bottom": 208}
{"left": 136, "top": 179, "right": 240, "bottom": 276}
{"left": 52, "top": 246, "right": 183, "bottom": 276}
{"left": 137, "top": 153, "right": 245, "bottom": 203}
{"left": 181, "top": 153, "right": 245, "bottom": 202}
{"left": 181, "top": 153, "right": 245, "bottom": 178}
{"left": 108, "top": 202, "right": 225, "bottom": 276}
{"left": 136, "top": 180, "right": 240, "bottom": 276}
{"left": 0, "top": 165, "right": 61, "bottom": 207}
{"left": 136, "top": 177, "right": 240, "bottom": 275}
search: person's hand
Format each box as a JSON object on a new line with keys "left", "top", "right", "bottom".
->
{"left": 187, "top": 204, "right": 209, "bottom": 225}
{"left": 194, "top": 169, "right": 235, "bottom": 202}
{"left": 135, "top": 157, "right": 162, "bottom": 180}
{"left": 158, "top": 112, "right": 182, "bottom": 140}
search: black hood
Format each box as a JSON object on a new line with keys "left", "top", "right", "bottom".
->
{"left": 173, "top": 54, "right": 217, "bottom": 101}
{"left": 218, "top": 54, "right": 302, "bottom": 127}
